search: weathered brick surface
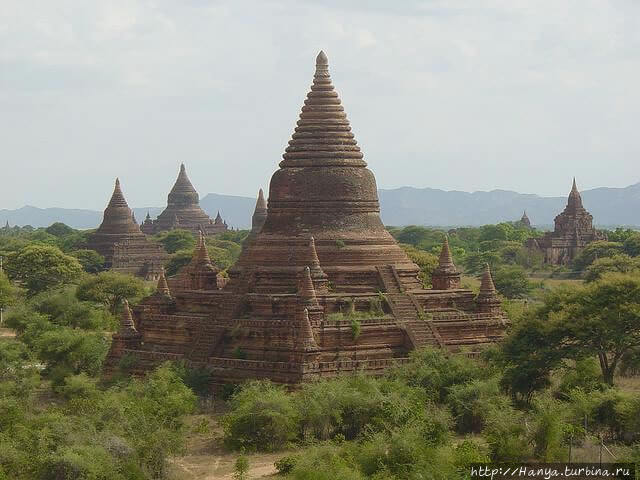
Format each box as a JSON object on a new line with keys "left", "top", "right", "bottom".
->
{"left": 106, "top": 52, "right": 506, "bottom": 387}
{"left": 87, "top": 179, "right": 167, "bottom": 280}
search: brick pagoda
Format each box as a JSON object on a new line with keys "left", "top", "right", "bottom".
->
{"left": 526, "top": 179, "right": 606, "bottom": 265}
{"left": 87, "top": 179, "right": 167, "bottom": 280}
{"left": 105, "top": 52, "right": 506, "bottom": 386}
{"left": 141, "top": 164, "right": 228, "bottom": 236}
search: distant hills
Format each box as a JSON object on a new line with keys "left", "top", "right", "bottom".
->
{"left": 2, "top": 183, "right": 639, "bottom": 230}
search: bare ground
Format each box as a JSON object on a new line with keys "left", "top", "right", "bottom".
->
{"left": 167, "top": 412, "right": 289, "bottom": 480}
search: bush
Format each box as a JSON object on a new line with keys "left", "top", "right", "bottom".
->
{"left": 447, "top": 376, "right": 511, "bottom": 433}
{"left": 222, "top": 380, "right": 299, "bottom": 451}
{"left": 484, "top": 407, "right": 530, "bottom": 461}
{"left": 492, "top": 266, "right": 532, "bottom": 299}
{"left": 387, "top": 347, "right": 487, "bottom": 403}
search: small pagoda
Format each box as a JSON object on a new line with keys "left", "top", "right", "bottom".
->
{"left": 141, "top": 164, "right": 228, "bottom": 236}
{"left": 87, "top": 179, "right": 167, "bottom": 280}
{"left": 105, "top": 52, "right": 506, "bottom": 387}
{"left": 519, "top": 211, "right": 532, "bottom": 228}
{"left": 526, "top": 179, "right": 606, "bottom": 265}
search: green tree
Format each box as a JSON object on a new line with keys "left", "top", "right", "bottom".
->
{"left": 5, "top": 244, "right": 83, "bottom": 295}
{"left": 154, "top": 229, "right": 195, "bottom": 253}
{"left": 76, "top": 271, "right": 146, "bottom": 314}
{"left": 71, "top": 249, "right": 106, "bottom": 273}
{"left": 165, "top": 249, "right": 193, "bottom": 276}
{"left": 45, "top": 222, "right": 75, "bottom": 237}
{"left": 623, "top": 233, "right": 640, "bottom": 257}
{"left": 401, "top": 244, "right": 439, "bottom": 287}
{"left": 492, "top": 266, "right": 532, "bottom": 299}
{"left": 0, "top": 270, "right": 17, "bottom": 310}
{"left": 571, "top": 241, "right": 624, "bottom": 271}
{"left": 584, "top": 254, "right": 640, "bottom": 282}
{"left": 502, "top": 275, "right": 640, "bottom": 387}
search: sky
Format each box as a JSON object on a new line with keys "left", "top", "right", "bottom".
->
{"left": 1, "top": 0, "right": 639, "bottom": 210}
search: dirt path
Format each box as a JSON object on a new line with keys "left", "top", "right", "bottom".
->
{"left": 168, "top": 412, "right": 287, "bottom": 480}
{"left": 0, "top": 327, "right": 16, "bottom": 338}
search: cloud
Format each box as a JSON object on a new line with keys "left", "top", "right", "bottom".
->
{"left": 0, "top": 0, "right": 639, "bottom": 212}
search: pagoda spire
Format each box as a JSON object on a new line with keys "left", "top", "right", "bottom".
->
{"left": 298, "top": 308, "right": 319, "bottom": 352}
{"left": 298, "top": 266, "right": 319, "bottom": 307}
{"left": 438, "top": 236, "right": 455, "bottom": 269}
{"left": 567, "top": 177, "right": 583, "bottom": 210}
{"left": 251, "top": 188, "right": 268, "bottom": 233}
{"left": 214, "top": 211, "right": 223, "bottom": 224}
{"left": 156, "top": 269, "right": 171, "bottom": 297}
{"left": 119, "top": 299, "right": 137, "bottom": 334}
{"left": 280, "top": 51, "right": 365, "bottom": 168}
{"left": 167, "top": 163, "right": 199, "bottom": 207}
{"left": 108, "top": 178, "right": 129, "bottom": 208}
{"left": 193, "top": 231, "right": 212, "bottom": 265}
{"left": 479, "top": 263, "right": 497, "bottom": 295}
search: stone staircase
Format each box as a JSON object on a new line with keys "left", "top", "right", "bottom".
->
{"left": 189, "top": 323, "right": 224, "bottom": 363}
{"left": 377, "top": 264, "right": 444, "bottom": 349}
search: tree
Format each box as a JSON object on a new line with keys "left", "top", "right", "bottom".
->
{"left": 71, "top": 249, "right": 106, "bottom": 273}
{"left": 5, "top": 244, "right": 83, "bottom": 295}
{"left": 492, "top": 266, "right": 532, "bottom": 299}
{"left": 45, "top": 222, "right": 75, "bottom": 237}
{"left": 623, "top": 233, "right": 640, "bottom": 257}
{"left": 0, "top": 270, "right": 18, "bottom": 310}
{"left": 76, "top": 271, "right": 146, "bottom": 314}
{"left": 154, "top": 229, "right": 195, "bottom": 254}
{"left": 571, "top": 241, "right": 624, "bottom": 271}
{"left": 503, "top": 274, "right": 640, "bottom": 387}
{"left": 584, "top": 255, "right": 640, "bottom": 282}
{"left": 165, "top": 249, "right": 193, "bottom": 276}
{"left": 558, "top": 274, "right": 640, "bottom": 385}
{"left": 400, "top": 245, "right": 438, "bottom": 287}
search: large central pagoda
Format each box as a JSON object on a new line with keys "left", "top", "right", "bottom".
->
{"left": 105, "top": 52, "right": 506, "bottom": 387}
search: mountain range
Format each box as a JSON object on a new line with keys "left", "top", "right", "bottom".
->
{"left": 2, "top": 184, "right": 639, "bottom": 230}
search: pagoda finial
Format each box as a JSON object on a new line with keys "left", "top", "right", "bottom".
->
{"left": 298, "top": 266, "right": 319, "bottom": 307}
{"left": 315, "top": 50, "right": 328, "bottom": 73}
{"left": 438, "top": 236, "right": 454, "bottom": 268}
{"left": 256, "top": 188, "right": 266, "bottom": 210}
{"left": 280, "top": 49, "right": 364, "bottom": 168}
{"left": 479, "top": 263, "right": 497, "bottom": 295}
{"left": 120, "top": 299, "right": 137, "bottom": 333}
{"left": 193, "top": 231, "right": 212, "bottom": 265}
{"left": 156, "top": 269, "right": 171, "bottom": 297}
{"left": 107, "top": 177, "right": 130, "bottom": 209}
{"left": 145, "top": 211, "right": 151, "bottom": 221}
{"left": 298, "top": 308, "right": 319, "bottom": 351}
{"left": 567, "top": 177, "right": 583, "bottom": 209}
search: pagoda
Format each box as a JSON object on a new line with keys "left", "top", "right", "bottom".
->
{"left": 140, "top": 164, "right": 228, "bottom": 236}
{"left": 87, "top": 179, "right": 167, "bottom": 280}
{"left": 519, "top": 211, "right": 531, "bottom": 228}
{"left": 526, "top": 179, "right": 606, "bottom": 265}
{"left": 105, "top": 52, "right": 506, "bottom": 387}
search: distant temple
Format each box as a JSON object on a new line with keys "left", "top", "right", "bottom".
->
{"left": 526, "top": 179, "right": 606, "bottom": 265}
{"left": 519, "top": 211, "right": 532, "bottom": 228}
{"left": 87, "top": 179, "right": 168, "bottom": 280}
{"left": 104, "top": 52, "right": 506, "bottom": 387}
{"left": 140, "top": 164, "right": 228, "bottom": 236}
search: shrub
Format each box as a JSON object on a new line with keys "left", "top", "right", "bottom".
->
{"left": 447, "top": 376, "right": 511, "bottom": 433}
{"left": 484, "top": 406, "right": 530, "bottom": 461}
{"left": 387, "top": 347, "right": 487, "bottom": 403}
{"left": 222, "top": 380, "right": 299, "bottom": 451}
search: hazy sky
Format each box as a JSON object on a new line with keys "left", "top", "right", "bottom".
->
{"left": 1, "top": 0, "right": 639, "bottom": 210}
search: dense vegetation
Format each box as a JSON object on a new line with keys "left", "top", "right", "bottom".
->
{"left": 0, "top": 224, "right": 248, "bottom": 479}
{"left": 1, "top": 222, "right": 640, "bottom": 479}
